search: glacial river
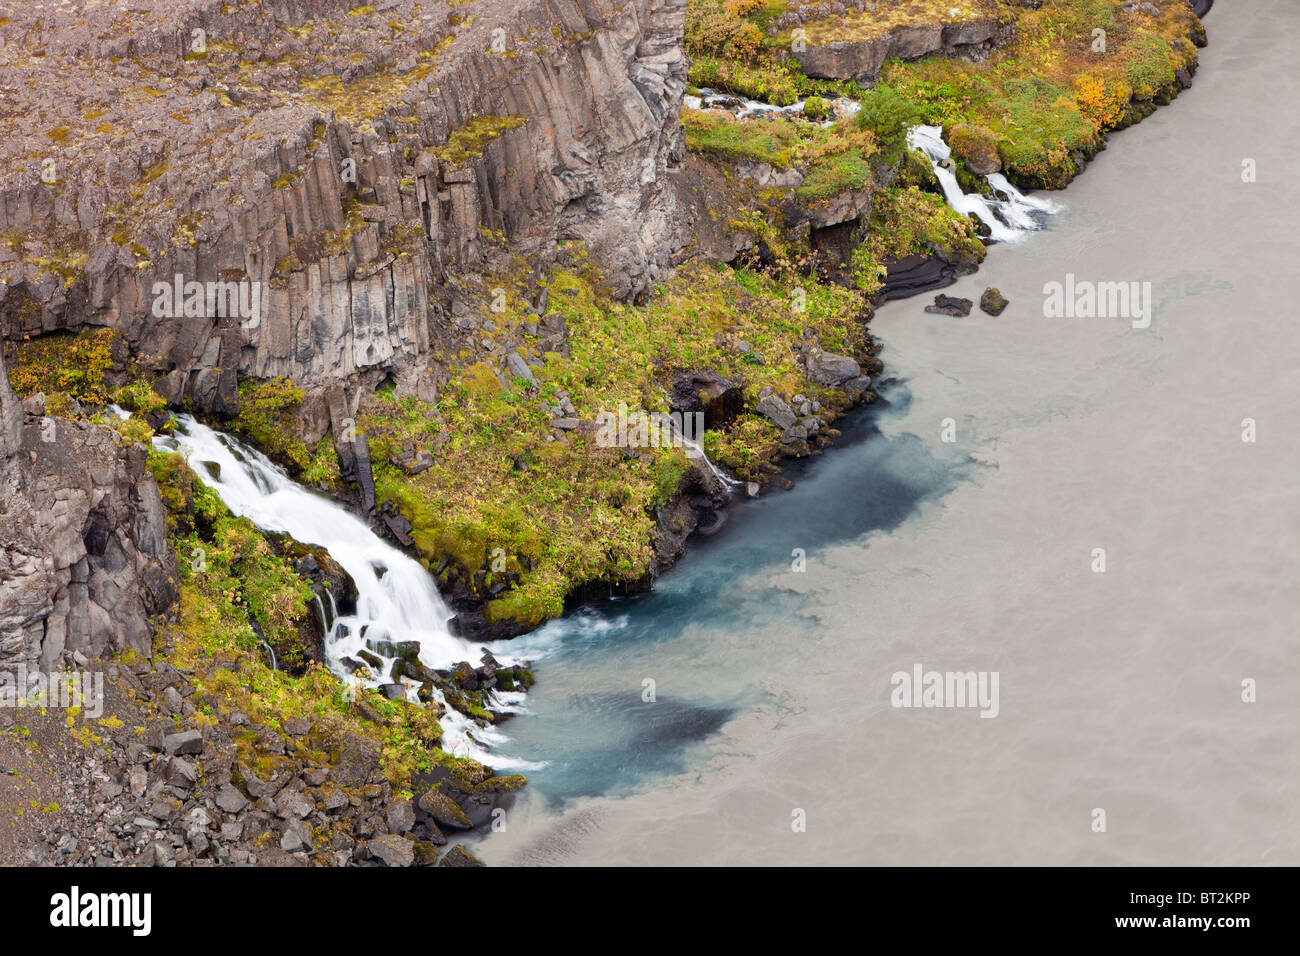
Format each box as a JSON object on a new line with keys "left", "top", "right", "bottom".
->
{"left": 474, "top": 1, "right": 1300, "bottom": 865}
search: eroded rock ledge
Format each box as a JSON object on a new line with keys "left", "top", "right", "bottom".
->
{"left": 787, "top": 5, "right": 1013, "bottom": 85}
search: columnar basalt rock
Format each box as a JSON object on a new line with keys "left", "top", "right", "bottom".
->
{"left": 0, "top": 350, "right": 22, "bottom": 457}
{"left": 0, "top": 387, "right": 176, "bottom": 669}
{"left": 0, "top": 0, "right": 690, "bottom": 414}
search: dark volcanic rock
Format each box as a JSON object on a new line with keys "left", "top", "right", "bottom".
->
{"left": 417, "top": 787, "right": 473, "bottom": 831}
{"left": 368, "top": 834, "right": 414, "bottom": 868}
{"left": 438, "top": 844, "right": 486, "bottom": 867}
{"left": 794, "top": 16, "right": 1010, "bottom": 84}
{"left": 880, "top": 254, "right": 957, "bottom": 300}
{"left": 805, "top": 350, "right": 862, "bottom": 387}
{"left": 670, "top": 370, "right": 744, "bottom": 429}
{"left": 924, "top": 294, "right": 974, "bottom": 317}
{"left": 980, "top": 288, "right": 1009, "bottom": 316}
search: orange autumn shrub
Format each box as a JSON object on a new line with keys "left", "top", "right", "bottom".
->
{"left": 1074, "top": 73, "right": 1133, "bottom": 132}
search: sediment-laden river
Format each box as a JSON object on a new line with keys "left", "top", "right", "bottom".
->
{"left": 476, "top": 3, "right": 1300, "bottom": 865}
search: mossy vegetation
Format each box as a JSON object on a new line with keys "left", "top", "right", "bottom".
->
{"left": 686, "top": 1, "right": 845, "bottom": 104}
{"left": 686, "top": 0, "right": 1201, "bottom": 189}
{"left": 684, "top": 108, "right": 877, "bottom": 202}
{"left": 434, "top": 114, "right": 527, "bottom": 168}
{"left": 872, "top": 0, "right": 1200, "bottom": 186}
{"left": 229, "top": 378, "right": 314, "bottom": 472}
{"left": 6, "top": 328, "right": 116, "bottom": 416}
{"left": 363, "top": 254, "right": 868, "bottom": 631}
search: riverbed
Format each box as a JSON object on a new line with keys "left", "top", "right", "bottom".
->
{"left": 474, "top": 2, "right": 1299, "bottom": 866}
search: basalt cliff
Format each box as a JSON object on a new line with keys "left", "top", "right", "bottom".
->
{"left": 0, "top": 0, "right": 692, "bottom": 417}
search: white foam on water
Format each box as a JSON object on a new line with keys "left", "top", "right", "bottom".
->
{"left": 689, "top": 88, "right": 859, "bottom": 127}
{"left": 907, "top": 124, "right": 1060, "bottom": 241}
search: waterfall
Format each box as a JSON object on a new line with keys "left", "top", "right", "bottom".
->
{"left": 649, "top": 412, "right": 746, "bottom": 494}
{"left": 685, "top": 88, "right": 859, "bottom": 127}
{"left": 906, "top": 125, "right": 1059, "bottom": 241}
{"left": 680, "top": 435, "right": 745, "bottom": 494}
{"left": 151, "top": 413, "right": 539, "bottom": 767}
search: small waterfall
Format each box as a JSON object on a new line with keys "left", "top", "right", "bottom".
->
{"left": 649, "top": 412, "right": 745, "bottom": 494}
{"left": 681, "top": 435, "right": 744, "bottom": 493}
{"left": 686, "top": 88, "right": 858, "bottom": 127}
{"left": 906, "top": 125, "right": 1059, "bottom": 241}
{"left": 310, "top": 591, "right": 332, "bottom": 637}
{"left": 153, "top": 414, "right": 538, "bottom": 767}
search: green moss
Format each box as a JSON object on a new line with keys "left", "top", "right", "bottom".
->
{"left": 109, "top": 379, "right": 167, "bottom": 416}
{"left": 684, "top": 109, "right": 797, "bottom": 167}
{"left": 434, "top": 114, "right": 527, "bottom": 168}
{"left": 301, "top": 438, "right": 342, "bottom": 489}
{"left": 1124, "top": 31, "right": 1178, "bottom": 99}
{"left": 796, "top": 148, "right": 873, "bottom": 201}
{"left": 688, "top": 54, "right": 803, "bottom": 106}
{"left": 945, "top": 123, "right": 1000, "bottom": 173}
{"left": 802, "top": 95, "right": 829, "bottom": 121}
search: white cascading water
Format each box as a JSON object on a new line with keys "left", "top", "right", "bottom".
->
{"left": 682, "top": 436, "right": 744, "bottom": 492}
{"left": 150, "top": 413, "right": 538, "bottom": 768}
{"left": 647, "top": 412, "right": 745, "bottom": 494}
{"left": 685, "top": 88, "right": 858, "bottom": 127}
{"left": 906, "top": 125, "right": 1059, "bottom": 241}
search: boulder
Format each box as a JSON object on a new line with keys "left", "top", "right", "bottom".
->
{"left": 670, "top": 370, "right": 744, "bottom": 429}
{"left": 806, "top": 350, "right": 862, "bottom": 386}
{"left": 947, "top": 124, "right": 1001, "bottom": 175}
{"left": 438, "top": 844, "right": 486, "bottom": 868}
{"left": 368, "top": 834, "right": 415, "bottom": 868}
{"left": 214, "top": 783, "right": 249, "bottom": 814}
{"left": 756, "top": 395, "right": 797, "bottom": 431}
{"left": 386, "top": 798, "right": 415, "bottom": 835}
{"left": 163, "top": 730, "right": 204, "bottom": 756}
{"left": 924, "top": 294, "right": 974, "bottom": 317}
{"left": 417, "top": 787, "right": 473, "bottom": 830}
{"left": 980, "top": 288, "right": 1009, "bottom": 316}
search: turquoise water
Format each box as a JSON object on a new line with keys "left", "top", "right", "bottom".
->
{"left": 490, "top": 381, "right": 973, "bottom": 802}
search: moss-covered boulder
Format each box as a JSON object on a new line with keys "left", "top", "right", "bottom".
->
{"left": 946, "top": 123, "right": 1001, "bottom": 176}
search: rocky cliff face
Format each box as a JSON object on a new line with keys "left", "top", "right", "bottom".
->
{"left": 792, "top": 15, "right": 1011, "bottom": 84}
{"left": 0, "top": 0, "right": 689, "bottom": 414}
{"left": 0, "top": 372, "right": 176, "bottom": 670}
{"left": 0, "top": 350, "right": 21, "bottom": 457}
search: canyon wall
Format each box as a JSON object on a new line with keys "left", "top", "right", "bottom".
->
{"left": 0, "top": 0, "right": 690, "bottom": 413}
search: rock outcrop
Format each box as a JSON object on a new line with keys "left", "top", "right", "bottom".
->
{"left": 0, "top": 349, "right": 22, "bottom": 457}
{"left": 0, "top": 0, "right": 690, "bottom": 414}
{"left": 793, "top": 15, "right": 1011, "bottom": 85}
{"left": 0, "top": 373, "right": 176, "bottom": 669}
